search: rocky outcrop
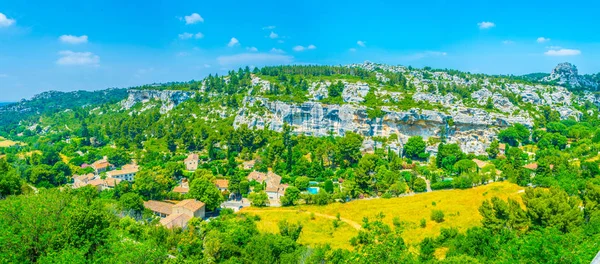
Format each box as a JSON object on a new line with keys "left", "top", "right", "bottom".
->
{"left": 122, "top": 90, "right": 195, "bottom": 113}
{"left": 234, "top": 97, "right": 534, "bottom": 155}
{"left": 542, "top": 63, "right": 598, "bottom": 90}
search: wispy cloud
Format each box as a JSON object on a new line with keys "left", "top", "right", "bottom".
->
{"left": 0, "top": 73, "right": 8, "bottom": 78}
{"left": 349, "top": 48, "right": 357, "bottom": 52}
{"left": 270, "top": 48, "right": 285, "bottom": 54}
{"left": 59, "top": 35, "right": 88, "bottom": 44}
{"left": 0, "top": 13, "right": 15, "bottom": 27}
{"left": 477, "top": 21, "right": 495, "bottom": 29}
{"left": 184, "top": 13, "right": 204, "bottom": 24}
{"left": 405, "top": 51, "right": 447, "bottom": 60}
{"left": 56, "top": 50, "right": 99, "bottom": 66}
{"left": 502, "top": 40, "right": 515, "bottom": 45}
{"left": 537, "top": 37, "right": 550, "bottom": 43}
{"left": 246, "top": 46, "right": 258, "bottom": 52}
{"left": 217, "top": 53, "right": 293, "bottom": 67}
{"left": 357, "top": 40, "right": 366, "bottom": 47}
{"left": 228, "top": 37, "right": 240, "bottom": 47}
{"left": 544, "top": 48, "right": 581, "bottom": 56}
{"left": 269, "top": 31, "right": 279, "bottom": 39}
{"left": 293, "top": 44, "right": 316, "bottom": 52}
{"left": 262, "top": 25, "right": 276, "bottom": 30}
{"left": 179, "top": 32, "right": 203, "bottom": 40}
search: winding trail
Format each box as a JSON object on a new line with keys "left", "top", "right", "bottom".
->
{"left": 249, "top": 209, "right": 362, "bottom": 230}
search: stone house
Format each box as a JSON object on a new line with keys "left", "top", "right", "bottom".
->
{"left": 184, "top": 153, "right": 199, "bottom": 171}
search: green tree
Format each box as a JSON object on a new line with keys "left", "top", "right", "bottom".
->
{"left": 431, "top": 209, "right": 445, "bottom": 223}
{"left": 281, "top": 186, "right": 301, "bottom": 206}
{"left": 486, "top": 140, "right": 500, "bottom": 159}
{"left": 119, "top": 193, "right": 144, "bottom": 213}
{"left": 404, "top": 136, "right": 428, "bottom": 160}
{"left": 294, "top": 176, "right": 310, "bottom": 190}
{"left": 413, "top": 177, "right": 427, "bottom": 192}
{"left": 522, "top": 187, "right": 583, "bottom": 233}
{"left": 249, "top": 191, "right": 269, "bottom": 207}
{"left": 479, "top": 197, "right": 529, "bottom": 233}
{"left": 189, "top": 177, "right": 224, "bottom": 211}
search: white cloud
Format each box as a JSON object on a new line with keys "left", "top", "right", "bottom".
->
{"left": 217, "top": 53, "right": 293, "bottom": 67}
{"left": 184, "top": 13, "right": 204, "bottom": 24}
{"left": 357, "top": 40, "right": 366, "bottom": 47}
{"left": 308, "top": 44, "right": 316, "bottom": 50}
{"left": 502, "top": 40, "right": 515, "bottom": 45}
{"left": 477, "top": 21, "right": 495, "bottom": 29}
{"left": 269, "top": 31, "right": 279, "bottom": 39}
{"left": 179, "top": 32, "right": 203, "bottom": 40}
{"left": 178, "top": 32, "right": 193, "bottom": 40}
{"left": 544, "top": 48, "right": 581, "bottom": 56}
{"left": 405, "top": 51, "right": 448, "bottom": 60}
{"left": 277, "top": 40, "right": 285, "bottom": 44}
{"left": 349, "top": 48, "right": 357, "bottom": 52}
{"left": 0, "top": 13, "right": 15, "bottom": 27}
{"left": 56, "top": 50, "right": 99, "bottom": 66}
{"left": 546, "top": 45, "right": 562, "bottom": 50}
{"left": 262, "top": 25, "right": 276, "bottom": 30}
{"left": 59, "top": 35, "right": 88, "bottom": 44}
{"left": 270, "top": 48, "right": 285, "bottom": 54}
{"left": 176, "top": 52, "right": 190, "bottom": 57}
{"left": 294, "top": 45, "right": 317, "bottom": 51}
{"left": 246, "top": 46, "right": 258, "bottom": 52}
{"left": 537, "top": 37, "right": 550, "bottom": 43}
{"left": 228, "top": 37, "right": 240, "bottom": 47}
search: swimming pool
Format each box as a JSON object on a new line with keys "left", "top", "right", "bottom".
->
{"left": 307, "top": 187, "right": 320, "bottom": 195}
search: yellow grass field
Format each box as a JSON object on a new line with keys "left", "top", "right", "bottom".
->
{"left": 0, "top": 137, "right": 25, "bottom": 148}
{"left": 241, "top": 181, "right": 524, "bottom": 249}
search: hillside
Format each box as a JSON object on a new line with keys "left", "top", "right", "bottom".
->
{"left": 1, "top": 62, "right": 600, "bottom": 263}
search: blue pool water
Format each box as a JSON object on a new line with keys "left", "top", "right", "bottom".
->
{"left": 307, "top": 187, "right": 320, "bottom": 195}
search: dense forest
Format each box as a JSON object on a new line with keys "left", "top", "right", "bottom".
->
{"left": 1, "top": 64, "right": 600, "bottom": 263}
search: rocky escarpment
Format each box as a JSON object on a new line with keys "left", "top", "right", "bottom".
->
{"left": 234, "top": 97, "right": 534, "bottom": 155}
{"left": 121, "top": 89, "right": 195, "bottom": 113}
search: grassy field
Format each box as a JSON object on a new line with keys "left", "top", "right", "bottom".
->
{"left": 241, "top": 181, "right": 524, "bottom": 249}
{"left": 0, "top": 137, "right": 24, "bottom": 148}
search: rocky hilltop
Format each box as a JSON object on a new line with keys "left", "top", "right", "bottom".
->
{"left": 542, "top": 62, "right": 598, "bottom": 90}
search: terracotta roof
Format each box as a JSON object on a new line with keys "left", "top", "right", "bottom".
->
{"left": 184, "top": 153, "right": 199, "bottom": 162}
{"left": 87, "top": 178, "right": 105, "bottom": 187}
{"left": 107, "top": 167, "right": 138, "bottom": 176}
{"left": 499, "top": 144, "right": 506, "bottom": 150}
{"left": 523, "top": 163, "right": 538, "bottom": 170}
{"left": 174, "top": 199, "right": 205, "bottom": 212}
{"left": 242, "top": 160, "right": 256, "bottom": 169}
{"left": 247, "top": 171, "right": 267, "bottom": 182}
{"left": 215, "top": 179, "right": 229, "bottom": 189}
{"left": 173, "top": 186, "right": 189, "bottom": 194}
{"left": 144, "top": 200, "right": 174, "bottom": 215}
{"left": 265, "top": 186, "right": 279, "bottom": 193}
{"left": 122, "top": 164, "right": 139, "bottom": 170}
{"left": 160, "top": 213, "right": 192, "bottom": 229}
{"left": 104, "top": 178, "right": 122, "bottom": 187}
{"left": 74, "top": 173, "right": 95, "bottom": 183}
{"left": 472, "top": 159, "right": 489, "bottom": 169}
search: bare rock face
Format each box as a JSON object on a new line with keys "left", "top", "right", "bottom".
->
{"left": 542, "top": 63, "right": 598, "bottom": 89}
{"left": 234, "top": 96, "right": 534, "bottom": 155}
{"left": 122, "top": 90, "right": 195, "bottom": 113}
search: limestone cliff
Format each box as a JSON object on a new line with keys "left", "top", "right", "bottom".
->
{"left": 122, "top": 89, "right": 195, "bottom": 114}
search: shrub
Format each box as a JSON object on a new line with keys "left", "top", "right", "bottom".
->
{"left": 431, "top": 209, "right": 445, "bottom": 223}
{"left": 431, "top": 180, "right": 453, "bottom": 190}
{"left": 420, "top": 218, "right": 427, "bottom": 228}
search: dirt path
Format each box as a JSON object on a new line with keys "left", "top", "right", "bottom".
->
{"left": 250, "top": 209, "right": 362, "bottom": 230}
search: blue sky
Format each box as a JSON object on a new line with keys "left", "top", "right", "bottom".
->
{"left": 1, "top": 0, "right": 599, "bottom": 101}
